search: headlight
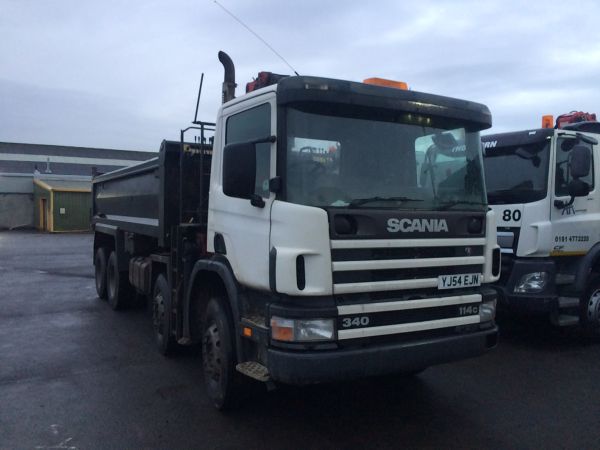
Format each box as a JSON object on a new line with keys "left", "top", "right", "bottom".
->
{"left": 270, "top": 316, "right": 335, "bottom": 342}
{"left": 514, "top": 272, "right": 548, "bottom": 293}
{"left": 479, "top": 299, "right": 496, "bottom": 322}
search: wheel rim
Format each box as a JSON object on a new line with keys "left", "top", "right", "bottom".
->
{"left": 203, "top": 323, "right": 223, "bottom": 384}
{"left": 587, "top": 288, "right": 600, "bottom": 326}
{"left": 153, "top": 292, "right": 165, "bottom": 336}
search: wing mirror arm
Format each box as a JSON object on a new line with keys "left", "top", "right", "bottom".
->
{"left": 554, "top": 178, "right": 590, "bottom": 209}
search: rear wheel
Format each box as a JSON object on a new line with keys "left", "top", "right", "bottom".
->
{"left": 94, "top": 247, "right": 108, "bottom": 300}
{"left": 580, "top": 274, "right": 600, "bottom": 338}
{"left": 201, "top": 296, "right": 240, "bottom": 410}
{"left": 152, "top": 274, "right": 175, "bottom": 355}
{"left": 106, "top": 251, "right": 130, "bottom": 310}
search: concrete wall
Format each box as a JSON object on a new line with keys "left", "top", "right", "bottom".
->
{"left": 0, "top": 173, "right": 34, "bottom": 193}
{"left": 0, "top": 193, "right": 34, "bottom": 229}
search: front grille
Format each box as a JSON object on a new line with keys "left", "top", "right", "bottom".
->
{"left": 337, "top": 302, "right": 480, "bottom": 327}
{"left": 334, "top": 291, "right": 484, "bottom": 341}
{"left": 330, "top": 237, "right": 486, "bottom": 295}
{"left": 329, "top": 237, "right": 489, "bottom": 341}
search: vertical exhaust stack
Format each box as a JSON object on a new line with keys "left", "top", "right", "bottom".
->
{"left": 218, "top": 51, "right": 236, "bottom": 104}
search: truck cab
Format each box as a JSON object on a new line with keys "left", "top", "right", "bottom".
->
{"left": 482, "top": 116, "right": 600, "bottom": 333}
{"left": 207, "top": 74, "right": 501, "bottom": 382}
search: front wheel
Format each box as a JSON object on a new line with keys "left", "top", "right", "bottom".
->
{"left": 580, "top": 274, "right": 600, "bottom": 338}
{"left": 201, "top": 296, "right": 239, "bottom": 410}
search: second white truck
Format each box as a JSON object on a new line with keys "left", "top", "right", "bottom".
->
{"left": 482, "top": 113, "right": 600, "bottom": 335}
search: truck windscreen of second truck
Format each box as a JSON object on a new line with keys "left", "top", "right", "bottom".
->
{"left": 484, "top": 140, "right": 550, "bottom": 204}
{"left": 284, "top": 105, "right": 487, "bottom": 211}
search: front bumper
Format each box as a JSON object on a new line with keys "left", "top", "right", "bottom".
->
{"left": 267, "top": 327, "right": 498, "bottom": 385}
{"left": 493, "top": 257, "right": 557, "bottom": 314}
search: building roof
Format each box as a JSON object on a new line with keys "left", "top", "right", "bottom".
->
{"left": 34, "top": 178, "right": 91, "bottom": 193}
{"left": 0, "top": 141, "right": 156, "bottom": 176}
{"left": 0, "top": 141, "right": 154, "bottom": 159}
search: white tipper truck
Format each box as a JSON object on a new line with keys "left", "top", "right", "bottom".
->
{"left": 92, "top": 52, "right": 500, "bottom": 409}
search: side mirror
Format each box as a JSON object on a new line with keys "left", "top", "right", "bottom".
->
{"left": 570, "top": 144, "right": 591, "bottom": 178}
{"left": 568, "top": 178, "right": 590, "bottom": 198}
{"left": 223, "top": 142, "right": 256, "bottom": 199}
{"left": 554, "top": 165, "right": 591, "bottom": 209}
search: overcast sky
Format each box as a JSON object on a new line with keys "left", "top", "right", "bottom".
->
{"left": 2, "top": 0, "right": 599, "bottom": 151}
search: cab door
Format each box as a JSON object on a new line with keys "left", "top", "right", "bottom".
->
{"left": 208, "top": 94, "right": 277, "bottom": 290}
{"left": 550, "top": 132, "right": 598, "bottom": 255}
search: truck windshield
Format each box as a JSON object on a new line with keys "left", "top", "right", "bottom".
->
{"left": 284, "top": 105, "right": 486, "bottom": 211}
{"left": 483, "top": 140, "right": 550, "bottom": 204}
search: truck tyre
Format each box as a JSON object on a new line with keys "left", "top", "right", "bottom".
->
{"left": 201, "top": 296, "right": 240, "bottom": 410}
{"left": 106, "top": 251, "right": 130, "bottom": 310}
{"left": 580, "top": 274, "right": 600, "bottom": 338}
{"left": 152, "top": 274, "right": 175, "bottom": 355}
{"left": 94, "top": 247, "right": 108, "bottom": 300}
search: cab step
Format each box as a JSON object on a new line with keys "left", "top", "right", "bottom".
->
{"left": 555, "top": 274, "right": 576, "bottom": 285}
{"left": 558, "top": 296, "right": 579, "bottom": 308}
{"left": 550, "top": 314, "right": 580, "bottom": 327}
{"left": 236, "top": 361, "right": 270, "bottom": 382}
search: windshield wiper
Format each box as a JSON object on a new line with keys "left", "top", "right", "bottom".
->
{"left": 437, "top": 200, "right": 487, "bottom": 210}
{"left": 348, "top": 196, "right": 423, "bottom": 208}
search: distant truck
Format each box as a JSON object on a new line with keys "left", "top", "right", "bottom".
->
{"left": 92, "top": 52, "right": 500, "bottom": 409}
{"left": 482, "top": 112, "right": 600, "bottom": 335}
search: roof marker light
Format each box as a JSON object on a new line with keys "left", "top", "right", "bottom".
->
{"left": 363, "top": 78, "right": 408, "bottom": 90}
{"left": 542, "top": 115, "right": 554, "bottom": 129}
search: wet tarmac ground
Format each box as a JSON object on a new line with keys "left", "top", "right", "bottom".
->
{"left": 1, "top": 231, "right": 599, "bottom": 449}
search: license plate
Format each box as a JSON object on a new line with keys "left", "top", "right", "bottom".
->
{"left": 438, "top": 273, "right": 481, "bottom": 290}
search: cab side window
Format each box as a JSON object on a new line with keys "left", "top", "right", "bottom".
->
{"left": 555, "top": 139, "right": 594, "bottom": 196}
{"left": 226, "top": 103, "right": 272, "bottom": 198}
